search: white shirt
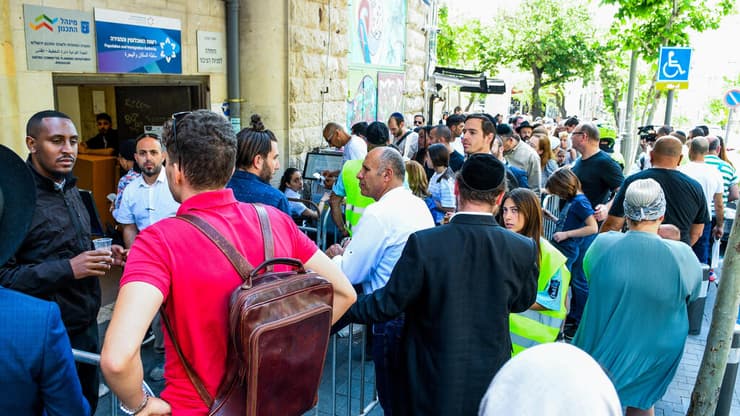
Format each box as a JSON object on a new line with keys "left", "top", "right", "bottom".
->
{"left": 343, "top": 135, "right": 368, "bottom": 164}
{"left": 115, "top": 168, "right": 180, "bottom": 231}
{"left": 453, "top": 135, "right": 465, "bottom": 155}
{"left": 332, "top": 186, "right": 434, "bottom": 294}
{"left": 678, "top": 161, "right": 724, "bottom": 213}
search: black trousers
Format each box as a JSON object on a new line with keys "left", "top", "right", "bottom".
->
{"left": 68, "top": 322, "right": 100, "bottom": 413}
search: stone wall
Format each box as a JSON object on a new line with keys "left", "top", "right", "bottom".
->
{"left": 286, "top": 0, "right": 431, "bottom": 168}
{"left": 287, "top": 0, "right": 349, "bottom": 168}
{"left": 403, "top": 0, "right": 429, "bottom": 119}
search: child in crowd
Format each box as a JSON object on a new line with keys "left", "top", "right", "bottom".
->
{"left": 426, "top": 144, "right": 456, "bottom": 225}
{"left": 545, "top": 168, "right": 598, "bottom": 273}
{"left": 406, "top": 160, "right": 436, "bottom": 220}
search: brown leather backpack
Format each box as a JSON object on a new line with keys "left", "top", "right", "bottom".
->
{"left": 161, "top": 204, "right": 334, "bottom": 415}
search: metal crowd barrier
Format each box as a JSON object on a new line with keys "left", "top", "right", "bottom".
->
{"left": 319, "top": 324, "right": 379, "bottom": 415}
{"left": 72, "top": 348, "right": 154, "bottom": 416}
{"left": 542, "top": 194, "right": 561, "bottom": 241}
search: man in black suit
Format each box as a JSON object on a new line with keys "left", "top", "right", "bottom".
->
{"left": 346, "top": 153, "right": 539, "bottom": 415}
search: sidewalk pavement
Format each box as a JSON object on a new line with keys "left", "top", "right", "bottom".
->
{"left": 654, "top": 281, "right": 740, "bottom": 416}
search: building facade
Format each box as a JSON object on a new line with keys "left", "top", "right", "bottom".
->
{"left": 1, "top": 0, "right": 432, "bottom": 168}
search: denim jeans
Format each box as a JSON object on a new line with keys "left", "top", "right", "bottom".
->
{"left": 692, "top": 220, "right": 712, "bottom": 264}
{"left": 372, "top": 316, "right": 404, "bottom": 415}
{"left": 557, "top": 234, "right": 596, "bottom": 325}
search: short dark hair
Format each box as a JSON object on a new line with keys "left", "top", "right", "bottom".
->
{"left": 96, "top": 112, "right": 112, "bottom": 123}
{"left": 351, "top": 121, "right": 368, "bottom": 137}
{"left": 235, "top": 114, "right": 277, "bottom": 169}
{"left": 446, "top": 114, "right": 465, "bottom": 127}
{"left": 279, "top": 167, "right": 301, "bottom": 192}
{"left": 389, "top": 112, "right": 405, "bottom": 124}
{"left": 657, "top": 125, "right": 673, "bottom": 136}
{"left": 434, "top": 126, "right": 453, "bottom": 143}
{"left": 707, "top": 135, "right": 720, "bottom": 152}
{"left": 428, "top": 143, "right": 449, "bottom": 168}
{"left": 162, "top": 110, "right": 236, "bottom": 190}
{"left": 689, "top": 127, "right": 705, "bottom": 140}
{"left": 465, "top": 113, "right": 496, "bottom": 137}
{"left": 134, "top": 132, "right": 163, "bottom": 150}
{"left": 414, "top": 114, "right": 425, "bottom": 122}
{"left": 26, "top": 110, "right": 72, "bottom": 137}
{"left": 564, "top": 117, "right": 579, "bottom": 127}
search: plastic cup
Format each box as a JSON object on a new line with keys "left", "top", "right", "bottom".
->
{"left": 92, "top": 238, "right": 113, "bottom": 251}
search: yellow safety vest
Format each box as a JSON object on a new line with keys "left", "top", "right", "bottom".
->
{"left": 509, "top": 238, "right": 571, "bottom": 356}
{"left": 341, "top": 159, "right": 374, "bottom": 235}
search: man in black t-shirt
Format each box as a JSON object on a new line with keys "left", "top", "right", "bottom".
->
{"left": 602, "top": 136, "right": 708, "bottom": 246}
{"left": 570, "top": 123, "right": 624, "bottom": 219}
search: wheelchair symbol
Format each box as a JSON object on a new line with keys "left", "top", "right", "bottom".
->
{"left": 662, "top": 51, "right": 686, "bottom": 79}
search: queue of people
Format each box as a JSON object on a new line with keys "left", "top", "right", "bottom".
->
{"left": 0, "top": 107, "right": 733, "bottom": 416}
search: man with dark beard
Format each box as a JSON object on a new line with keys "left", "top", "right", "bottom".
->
{"left": 115, "top": 133, "right": 180, "bottom": 249}
{"left": 226, "top": 113, "right": 291, "bottom": 214}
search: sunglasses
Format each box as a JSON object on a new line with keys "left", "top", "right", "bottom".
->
{"left": 171, "top": 111, "right": 192, "bottom": 167}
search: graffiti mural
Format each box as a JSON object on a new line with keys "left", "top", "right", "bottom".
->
{"left": 350, "top": 0, "right": 406, "bottom": 68}
{"left": 347, "top": 72, "right": 377, "bottom": 128}
{"left": 376, "top": 72, "right": 405, "bottom": 122}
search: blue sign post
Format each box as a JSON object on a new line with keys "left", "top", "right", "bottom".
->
{"left": 656, "top": 47, "right": 692, "bottom": 91}
{"left": 724, "top": 89, "right": 740, "bottom": 109}
{"left": 723, "top": 89, "right": 740, "bottom": 144}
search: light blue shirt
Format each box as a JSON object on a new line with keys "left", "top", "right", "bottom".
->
{"left": 114, "top": 168, "right": 180, "bottom": 231}
{"left": 332, "top": 186, "right": 434, "bottom": 294}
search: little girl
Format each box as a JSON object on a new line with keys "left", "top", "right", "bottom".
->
{"left": 426, "top": 143, "right": 456, "bottom": 225}
{"left": 546, "top": 168, "right": 598, "bottom": 261}
{"left": 545, "top": 167, "right": 598, "bottom": 339}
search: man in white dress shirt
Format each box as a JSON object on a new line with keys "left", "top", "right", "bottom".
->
{"left": 115, "top": 133, "right": 180, "bottom": 247}
{"left": 326, "top": 146, "right": 433, "bottom": 414}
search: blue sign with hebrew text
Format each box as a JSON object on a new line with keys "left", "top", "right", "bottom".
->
{"left": 95, "top": 8, "right": 181, "bottom": 74}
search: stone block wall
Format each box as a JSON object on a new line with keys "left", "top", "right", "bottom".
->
{"left": 287, "top": 0, "right": 349, "bottom": 168}
{"left": 286, "top": 0, "right": 431, "bottom": 168}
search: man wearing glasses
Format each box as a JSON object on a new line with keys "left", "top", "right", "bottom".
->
{"left": 413, "top": 114, "right": 425, "bottom": 127}
{"left": 322, "top": 122, "right": 367, "bottom": 164}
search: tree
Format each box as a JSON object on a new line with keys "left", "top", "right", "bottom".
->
{"left": 490, "top": 0, "right": 601, "bottom": 118}
{"left": 604, "top": 0, "right": 734, "bottom": 124}
{"left": 704, "top": 73, "right": 740, "bottom": 126}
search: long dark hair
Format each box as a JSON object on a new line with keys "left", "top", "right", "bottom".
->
{"left": 235, "top": 114, "right": 277, "bottom": 169}
{"left": 279, "top": 167, "right": 300, "bottom": 192}
{"left": 504, "top": 188, "right": 542, "bottom": 263}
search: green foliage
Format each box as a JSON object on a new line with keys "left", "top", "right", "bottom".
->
{"left": 436, "top": 6, "right": 496, "bottom": 71}
{"left": 704, "top": 73, "right": 740, "bottom": 126}
{"left": 490, "top": 0, "right": 602, "bottom": 117}
{"left": 604, "top": 0, "right": 734, "bottom": 61}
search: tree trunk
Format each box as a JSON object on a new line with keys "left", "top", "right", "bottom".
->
{"left": 687, "top": 209, "right": 740, "bottom": 415}
{"left": 531, "top": 67, "right": 544, "bottom": 118}
{"left": 465, "top": 93, "right": 476, "bottom": 112}
{"left": 646, "top": 89, "right": 660, "bottom": 126}
{"left": 555, "top": 87, "right": 567, "bottom": 118}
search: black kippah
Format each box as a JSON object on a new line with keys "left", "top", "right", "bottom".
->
{"left": 459, "top": 153, "right": 506, "bottom": 191}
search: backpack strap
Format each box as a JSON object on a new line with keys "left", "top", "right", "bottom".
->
{"left": 254, "top": 204, "right": 274, "bottom": 270}
{"left": 156, "top": 206, "right": 276, "bottom": 410}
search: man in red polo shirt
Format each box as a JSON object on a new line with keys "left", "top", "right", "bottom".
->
{"left": 101, "top": 110, "right": 356, "bottom": 416}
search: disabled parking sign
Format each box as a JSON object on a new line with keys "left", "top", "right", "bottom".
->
{"left": 656, "top": 47, "right": 692, "bottom": 91}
